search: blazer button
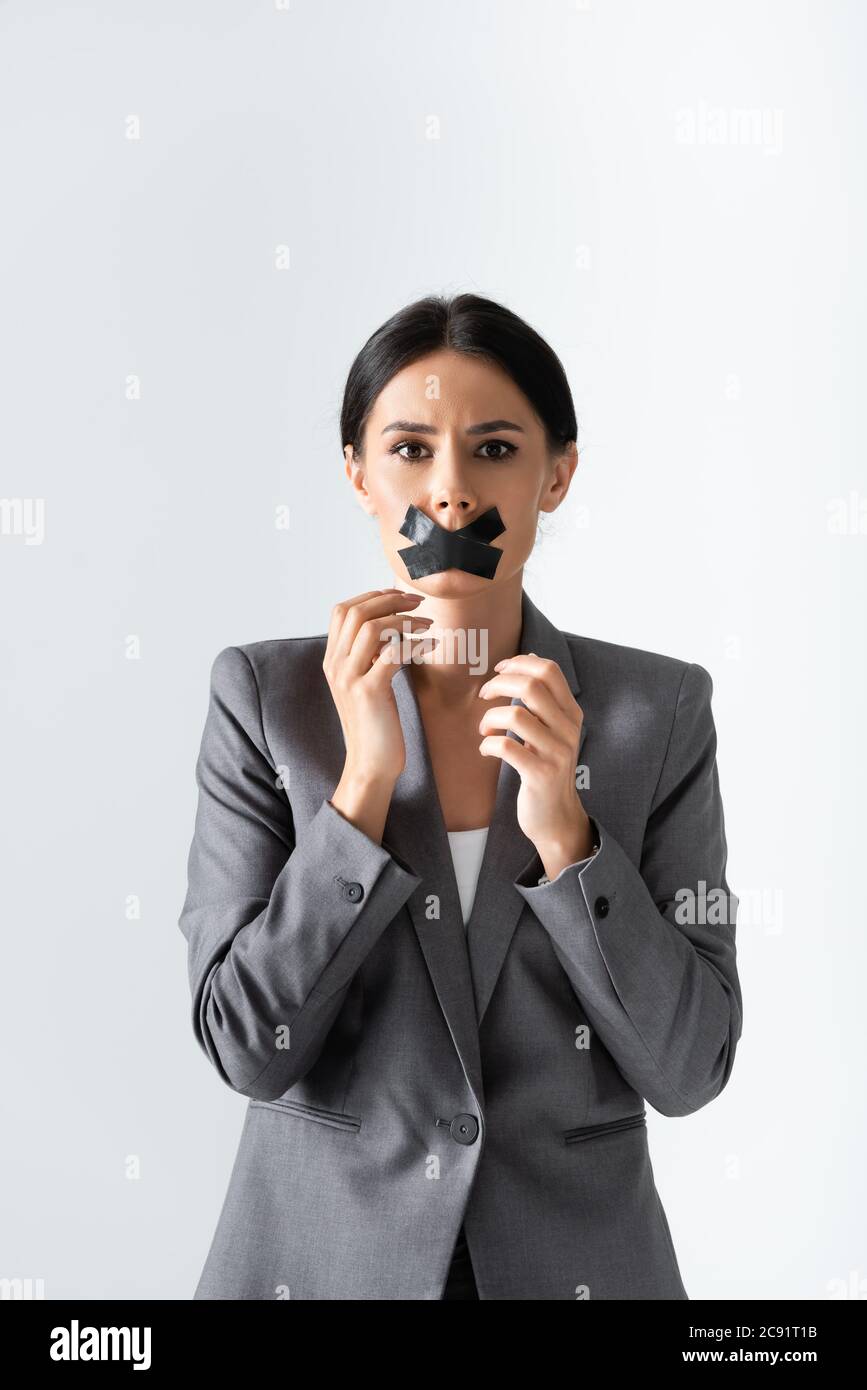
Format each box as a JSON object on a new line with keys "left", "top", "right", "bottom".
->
{"left": 594, "top": 895, "right": 610, "bottom": 919}
{"left": 342, "top": 881, "right": 364, "bottom": 904}
{"left": 449, "top": 1114, "right": 479, "bottom": 1145}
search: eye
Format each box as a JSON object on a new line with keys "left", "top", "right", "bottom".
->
{"left": 389, "top": 440, "right": 432, "bottom": 462}
{"left": 476, "top": 439, "right": 518, "bottom": 461}
{"left": 387, "top": 438, "right": 518, "bottom": 463}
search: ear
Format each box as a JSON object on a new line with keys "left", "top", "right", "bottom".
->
{"left": 345, "top": 445, "right": 377, "bottom": 517}
{"left": 539, "top": 440, "right": 578, "bottom": 514}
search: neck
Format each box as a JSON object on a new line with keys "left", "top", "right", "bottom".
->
{"left": 407, "top": 570, "right": 524, "bottom": 708}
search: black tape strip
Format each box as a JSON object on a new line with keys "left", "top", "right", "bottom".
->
{"left": 397, "top": 504, "right": 506, "bottom": 580}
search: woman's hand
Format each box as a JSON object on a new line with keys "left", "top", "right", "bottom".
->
{"left": 478, "top": 653, "right": 594, "bottom": 880}
{"left": 324, "top": 589, "right": 434, "bottom": 841}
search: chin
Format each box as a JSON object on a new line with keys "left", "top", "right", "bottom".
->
{"left": 394, "top": 567, "right": 504, "bottom": 599}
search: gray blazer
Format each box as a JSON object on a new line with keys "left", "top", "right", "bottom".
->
{"left": 178, "top": 588, "right": 742, "bottom": 1300}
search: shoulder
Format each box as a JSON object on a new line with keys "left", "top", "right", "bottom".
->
{"left": 206, "top": 632, "right": 329, "bottom": 708}
{"left": 563, "top": 630, "right": 714, "bottom": 714}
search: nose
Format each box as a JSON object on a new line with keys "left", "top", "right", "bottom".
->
{"left": 432, "top": 494, "right": 475, "bottom": 526}
{"left": 429, "top": 453, "right": 480, "bottom": 528}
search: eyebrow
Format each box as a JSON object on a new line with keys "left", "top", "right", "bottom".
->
{"left": 380, "top": 419, "right": 526, "bottom": 436}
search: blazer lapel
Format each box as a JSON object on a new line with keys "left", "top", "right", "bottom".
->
{"left": 385, "top": 668, "right": 486, "bottom": 1109}
{"left": 382, "top": 588, "right": 584, "bottom": 1108}
{"left": 466, "top": 589, "right": 583, "bottom": 1026}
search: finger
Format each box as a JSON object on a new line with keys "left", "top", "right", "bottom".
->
{"left": 479, "top": 733, "right": 535, "bottom": 778}
{"left": 367, "top": 631, "right": 440, "bottom": 686}
{"left": 327, "top": 589, "right": 385, "bottom": 647}
{"left": 329, "top": 591, "right": 424, "bottom": 668}
{"left": 489, "top": 654, "right": 578, "bottom": 718}
{"left": 480, "top": 671, "right": 579, "bottom": 743}
{"left": 346, "top": 614, "right": 435, "bottom": 680}
{"left": 479, "top": 703, "right": 562, "bottom": 758}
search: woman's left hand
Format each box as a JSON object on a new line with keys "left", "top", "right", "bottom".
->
{"left": 478, "top": 653, "right": 594, "bottom": 880}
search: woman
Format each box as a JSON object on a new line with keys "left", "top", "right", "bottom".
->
{"left": 178, "top": 293, "right": 742, "bottom": 1300}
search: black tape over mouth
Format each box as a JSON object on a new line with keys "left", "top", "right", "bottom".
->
{"left": 397, "top": 504, "right": 505, "bottom": 580}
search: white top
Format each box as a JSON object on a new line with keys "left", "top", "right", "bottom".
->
{"left": 446, "top": 827, "right": 490, "bottom": 927}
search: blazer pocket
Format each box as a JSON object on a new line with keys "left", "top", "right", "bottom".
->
{"left": 249, "top": 1097, "right": 362, "bottom": 1133}
{"left": 563, "top": 1110, "right": 646, "bottom": 1145}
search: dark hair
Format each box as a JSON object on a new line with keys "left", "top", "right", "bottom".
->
{"left": 340, "top": 293, "right": 578, "bottom": 460}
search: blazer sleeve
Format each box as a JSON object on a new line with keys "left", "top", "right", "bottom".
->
{"left": 178, "top": 645, "right": 422, "bottom": 1101}
{"left": 514, "top": 661, "right": 743, "bottom": 1117}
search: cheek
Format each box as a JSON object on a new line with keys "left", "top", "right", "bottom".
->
{"left": 376, "top": 503, "right": 415, "bottom": 557}
{"left": 372, "top": 471, "right": 415, "bottom": 518}
{"left": 380, "top": 496, "right": 411, "bottom": 531}
{"left": 497, "top": 510, "right": 537, "bottom": 555}
{"left": 494, "top": 477, "right": 545, "bottom": 540}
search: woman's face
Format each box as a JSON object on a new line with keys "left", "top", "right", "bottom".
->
{"left": 344, "top": 349, "right": 577, "bottom": 598}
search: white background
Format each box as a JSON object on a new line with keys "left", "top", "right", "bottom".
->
{"left": 1, "top": 0, "right": 864, "bottom": 1299}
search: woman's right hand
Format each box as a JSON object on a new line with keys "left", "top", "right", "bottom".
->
{"left": 324, "top": 589, "right": 435, "bottom": 838}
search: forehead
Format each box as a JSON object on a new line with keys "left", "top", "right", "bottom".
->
{"left": 367, "top": 350, "right": 536, "bottom": 428}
